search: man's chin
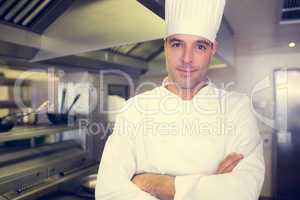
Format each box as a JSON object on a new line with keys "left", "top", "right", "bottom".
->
{"left": 177, "top": 80, "right": 208, "bottom": 91}
{"left": 177, "top": 82, "right": 196, "bottom": 90}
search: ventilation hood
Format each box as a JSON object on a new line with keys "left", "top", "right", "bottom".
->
{"left": 32, "top": 0, "right": 165, "bottom": 62}
{"left": 280, "top": 0, "right": 300, "bottom": 24}
{"left": 0, "top": 0, "right": 73, "bottom": 34}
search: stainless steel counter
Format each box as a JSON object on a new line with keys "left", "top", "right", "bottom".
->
{"left": 0, "top": 138, "right": 98, "bottom": 200}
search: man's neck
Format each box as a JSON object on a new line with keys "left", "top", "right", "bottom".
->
{"left": 165, "top": 80, "right": 208, "bottom": 100}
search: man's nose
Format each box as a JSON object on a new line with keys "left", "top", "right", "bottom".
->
{"left": 182, "top": 46, "right": 193, "bottom": 65}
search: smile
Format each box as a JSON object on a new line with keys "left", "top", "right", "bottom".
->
{"left": 176, "top": 68, "right": 197, "bottom": 73}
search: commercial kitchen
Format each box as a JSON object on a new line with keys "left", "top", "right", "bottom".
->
{"left": 0, "top": 0, "right": 299, "bottom": 200}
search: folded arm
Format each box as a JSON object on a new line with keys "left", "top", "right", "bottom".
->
{"left": 174, "top": 142, "right": 265, "bottom": 200}
{"left": 95, "top": 115, "right": 158, "bottom": 200}
{"left": 132, "top": 96, "right": 265, "bottom": 200}
{"left": 173, "top": 96, "right": 265, "bottom": 200}
{"left": 132, "top": 152, "right": 244, "bottom": 200}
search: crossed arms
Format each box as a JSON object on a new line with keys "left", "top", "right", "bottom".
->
{"left": 95, "top": 97, "right": 265, "bottom": 200}
{"left": 96, "top": 132, "right": 264, "bottom": 200}
{"left": 131, "top": 153, "right": 244, "bottom": 200}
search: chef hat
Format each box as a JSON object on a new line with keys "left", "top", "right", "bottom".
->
{"left": 165, "top": 0, "right": 226, "bottom": 42}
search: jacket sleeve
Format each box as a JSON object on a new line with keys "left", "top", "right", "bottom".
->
{"left": 95, "top": 114, "right": 158, "bottom": 200}
{"left": 174, "top": 96, "right": 265, "bottom": 200}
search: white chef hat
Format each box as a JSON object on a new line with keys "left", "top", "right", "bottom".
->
{"left": 165, "top": 0, "right": 226, "bottom": 42}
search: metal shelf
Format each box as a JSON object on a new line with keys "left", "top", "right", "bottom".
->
{"left": 0, "top": 124, "right": 78, "bottom": 143}
{"left": 0, "top": 100, "right": 31, "bottom": 108}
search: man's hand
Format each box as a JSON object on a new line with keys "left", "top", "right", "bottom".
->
{"left": 131, "top": 153, "right": 243, "bottom": 199}
{"left": 131, "top": 173, "right": 175, "bottom": 200}
{"left": 216, "top": 153, "right": 244, "bottom": 174}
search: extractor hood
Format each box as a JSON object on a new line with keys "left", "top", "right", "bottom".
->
{"left": 32, "top": 0, "right": 165, "bottom": 62}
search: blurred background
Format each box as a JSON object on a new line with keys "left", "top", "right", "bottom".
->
{"left": 0, "top": 0, "right": 299, "bottom": 199}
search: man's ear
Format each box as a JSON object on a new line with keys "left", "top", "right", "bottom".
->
{"left": 212, "top": 40, "right": 218, "bottom": 56}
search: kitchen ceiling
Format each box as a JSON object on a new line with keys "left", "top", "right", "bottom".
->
{"left": 224, "top": 0, "right": 300, "bottom": 54}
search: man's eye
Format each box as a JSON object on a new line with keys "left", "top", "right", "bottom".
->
{"left": 196, "top": 44, "right": 207, "bottom": 50}
{"left": 171, "top": 43, "right": 181, "bottom": 48}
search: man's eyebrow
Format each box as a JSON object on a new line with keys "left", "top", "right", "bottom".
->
{"left": 196, "top": 40, "right": 212, "bottom": 46}
{"left": 168, "top": 38, "right": 182, "bottom": 43}
{"left": 167, "top": 38, "right": 213, "bottom": 47}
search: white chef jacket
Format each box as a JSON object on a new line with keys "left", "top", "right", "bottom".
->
{"left": 95, "top": 82, "right": 265, "bottom": 200}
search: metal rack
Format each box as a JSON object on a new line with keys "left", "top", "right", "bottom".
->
{"left": 0, "top": 124, "right": 77, "bottom": 143}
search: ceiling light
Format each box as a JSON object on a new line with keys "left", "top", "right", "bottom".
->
{"left": 289, "top": 42, "right": 296, "bottom": 48}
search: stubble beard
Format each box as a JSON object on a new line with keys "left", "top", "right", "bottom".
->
{"left": 169, "top": 72, "right": 205, "bottom": 94}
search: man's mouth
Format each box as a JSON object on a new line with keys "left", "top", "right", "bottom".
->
{"left": 176, "top": 68, "right": 197, "bottom": 73}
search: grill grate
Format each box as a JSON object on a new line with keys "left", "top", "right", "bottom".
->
{"left": 283, "top": 0, "right": 300, "bottom": 9}
{"left": 281, "top": 0, "right": 300, "bottom": 24}
{"left": 0, "top": 0, "right": 73, "bottom": 34}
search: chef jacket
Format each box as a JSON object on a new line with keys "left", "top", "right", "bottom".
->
{"left": 95, "top": 82, "right": 265, "bottom": 200}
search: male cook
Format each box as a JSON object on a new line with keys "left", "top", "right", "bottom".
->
{"left": 96, "top": 0, "right": 265, "bottom": 199}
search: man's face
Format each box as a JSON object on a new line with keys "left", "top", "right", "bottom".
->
{"left": 164, "top": 34, "right": 217, "bottom": 90}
